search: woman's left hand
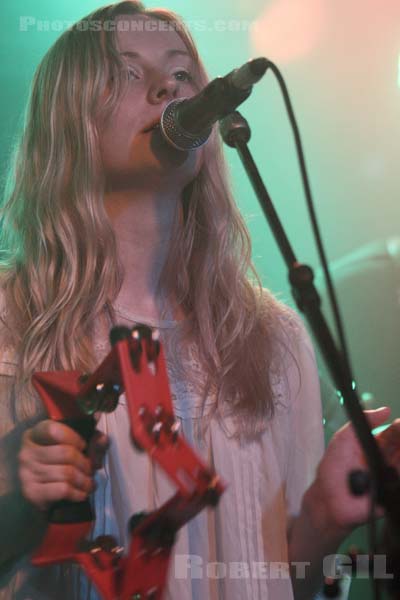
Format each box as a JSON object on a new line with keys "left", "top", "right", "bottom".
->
{"left": 308, "top": 406, "right": 399, "bottom": 536}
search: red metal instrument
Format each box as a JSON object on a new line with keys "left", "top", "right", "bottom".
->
{"left": 31, "top": 324, "right": 225, "bottom": 600}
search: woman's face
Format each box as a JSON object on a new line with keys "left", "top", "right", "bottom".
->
{"left": 99, "top": 13, "right": 204, "bottom": 193}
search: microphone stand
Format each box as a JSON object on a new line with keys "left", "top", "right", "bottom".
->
{"left": 220, "top": 111, "right": 400, "bottom": 597}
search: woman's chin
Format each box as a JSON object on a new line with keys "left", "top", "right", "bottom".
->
{"left": 148, "top": 127, "right": 191, "bottom": 167}
{"left": 113, "top": 132, "right": 203, "bottom": 190}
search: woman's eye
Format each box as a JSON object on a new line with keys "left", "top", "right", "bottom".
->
{"left": 173, "top": 70, "right": 192, "bottom": 82}
{"left": 127, "top": 68, "right": 140, "bottom": 80}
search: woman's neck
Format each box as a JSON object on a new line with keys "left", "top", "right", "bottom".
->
{"left": 104, "top": 187, "right": 182, "bottom": 321}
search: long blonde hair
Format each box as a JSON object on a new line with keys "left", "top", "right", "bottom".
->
{"left": 0, "top": 1, "right": 290, "bottom": 435}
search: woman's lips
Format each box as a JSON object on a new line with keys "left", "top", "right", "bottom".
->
{"left": 143, "top": 121, "right": 161, "bottom": 133}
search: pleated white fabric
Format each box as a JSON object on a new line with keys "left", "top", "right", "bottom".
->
{"left": 78, "top": 304, "right": 325, "bottom": 600}
{"left": 0, "top": 302, "right": 325, "bottom": 600}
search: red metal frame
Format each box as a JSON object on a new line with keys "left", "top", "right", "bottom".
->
{"left": 31, "top": 326, "right": 225, "bottom": 600}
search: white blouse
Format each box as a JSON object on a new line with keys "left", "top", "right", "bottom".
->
{"left": 0, "top": 303, "right": 327, "bottom": 600}
{"left": 76, "top": 304, "right": 326, "bottom": 600}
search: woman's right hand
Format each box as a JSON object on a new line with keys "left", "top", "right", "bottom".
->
{"left": 18, "top": 419, "right": 96, "bottom": 511}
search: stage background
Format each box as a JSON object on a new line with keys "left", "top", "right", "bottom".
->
{"left": 1, "top": 3, "right": 399, "bottom": 596}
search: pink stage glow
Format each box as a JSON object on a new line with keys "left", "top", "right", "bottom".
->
{"left": 250, "top": 0, "right": 327, "bottom": 64}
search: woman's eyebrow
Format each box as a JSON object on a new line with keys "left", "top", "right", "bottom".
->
{"left": 119, "top": 49, "right": 190, "bottom": 60}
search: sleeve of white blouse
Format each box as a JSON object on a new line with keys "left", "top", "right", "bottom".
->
{"left": 283, "top": 314, "right": 325, "bottom": 526}
{"left": 283, "top": 320, "right": 351, "bottom": 600}
{"left": 0, "top": 353, "right": 47, "bottom": 574}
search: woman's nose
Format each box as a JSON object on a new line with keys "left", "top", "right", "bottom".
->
{"left": 147, "top": 74, "right": 179, "bottom": 104}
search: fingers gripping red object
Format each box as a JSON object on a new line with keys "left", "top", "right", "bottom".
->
{"left": 31, "top": 324, "right": 225, "bottom": 600}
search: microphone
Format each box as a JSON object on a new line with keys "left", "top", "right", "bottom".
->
{"left": 160, "top": 57, "right": 269, "bottom": 151}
